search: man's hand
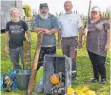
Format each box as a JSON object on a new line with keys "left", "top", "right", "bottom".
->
{"left": 43, "top": 29, "right": 51, "bottom": 35}
{"left": 104, "top": 44, "right": 109, "bottom": 52}
{"left": 4, "top": 46, "right": 8, "bottom": 55}
{"left": 34, "top": 27, "right": 45, "bottom": 33}
{"left": 77, "top": 41, "right": 82, "bottom": 49}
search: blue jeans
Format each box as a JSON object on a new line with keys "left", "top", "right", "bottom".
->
{"left": 9, "top": 46, "right": 24, "bottom": 69}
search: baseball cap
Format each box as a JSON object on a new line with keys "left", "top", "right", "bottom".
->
{"left": 40, "top": 3, "right": 48, "bottom": 8}
{"left": 91, "top": 6, "right": 100, "bottom": 12}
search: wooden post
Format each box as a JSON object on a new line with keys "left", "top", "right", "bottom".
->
{"left": 27, "top": 32, "right": 44, "bottom": 95}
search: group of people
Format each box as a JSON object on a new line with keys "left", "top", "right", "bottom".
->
{"left": 4, "top": 1, "right": 110, "bottom": 86}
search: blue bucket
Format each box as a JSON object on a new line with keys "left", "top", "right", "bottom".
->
{"left": 15, "top": 69, "right": 31, "bottom": 90}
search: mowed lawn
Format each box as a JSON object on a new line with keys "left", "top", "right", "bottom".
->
{"left": 0, "top": 32, "right": 110, "bottom": 95}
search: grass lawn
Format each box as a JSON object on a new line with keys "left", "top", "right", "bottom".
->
{"left": 0, "top": 32, "right": 110, "bottom": 95}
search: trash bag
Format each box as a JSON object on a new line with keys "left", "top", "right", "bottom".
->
{"left": 0, "top": 76, "right": 3, "bottom": 90}
{"left": 3, "top": 74, "right": 13, "bottom": 92}
{"left": 8, "top": 69, "right": 18, "bottom": 90}
{"left": 0, "top": 69, "right": 18, "bottom": 91}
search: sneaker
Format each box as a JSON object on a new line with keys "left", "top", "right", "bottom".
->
{"left": 72, "top": 79, "right": 77, "bottom": 84}
{"left": 100, "top": 79, "right": 106, "bottom": 85}
{"left": 71, "top": 77, "right": 77, "bottom": 84}
{"left": 90, "top": 78, "right": 99, "bottom": 83}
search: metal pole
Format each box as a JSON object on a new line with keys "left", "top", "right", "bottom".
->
{"left": 83, "top": 0, "right": 92, "bottom": 44}
{"left": 88, "top": 0, "right": 92, "bottom": 19}
{"left": 15, "top": 1, "right": 17, "bottom": 7}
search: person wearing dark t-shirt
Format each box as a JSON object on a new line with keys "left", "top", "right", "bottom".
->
{"left": 4, "top": 8, "right": 31, "bottom": 69}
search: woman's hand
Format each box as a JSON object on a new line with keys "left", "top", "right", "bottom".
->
{"left": 104, "top": 44, "right": 109, "bottom": 52}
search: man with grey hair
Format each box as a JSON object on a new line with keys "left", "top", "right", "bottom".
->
{"left": 4, "top": 8, "right": 31, "bottom": 70}
{"left": 58, "top": 1, "right": 83, "bottom": 83}
{"left": 33, "top": 3, "right": 59, "bottom": 71}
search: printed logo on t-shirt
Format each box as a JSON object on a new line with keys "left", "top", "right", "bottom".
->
{"left": 68, "top": 18, "right": 78, "bottom": 25}
{"left": 9, "top": 25, "right": 24, "bottom": 34}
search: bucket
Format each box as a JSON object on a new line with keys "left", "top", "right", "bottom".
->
{"left": 15, "top": 69, "right": 31, "bottom": 90}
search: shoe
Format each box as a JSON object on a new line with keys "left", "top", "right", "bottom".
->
{"left": 72, "top": 79, "right": 77, "bottom": 84}
{"left": 90, "top": 78, "right": 99, "bottom": 83}
{"left": 71, "top": 77, "right": 77, "bottom": 84}
{"left": 100, "top": 79, "right": 106, "bottom": 85}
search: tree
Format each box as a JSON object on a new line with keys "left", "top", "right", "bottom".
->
{"left": 105, "top": 7, "right": 111, "bottom": 19}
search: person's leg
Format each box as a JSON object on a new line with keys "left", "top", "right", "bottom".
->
{"left": 61, "top": 38, "right": 69, "bottom": 57}
{"left": 9, "top": 48, "right": 21, "bottom": 69}
{"left": 96, "top": 55, "right": 106, "bottom": 84}
{"left": 69, "top": 37, "right": 77, "bottom": 83}
{"left": 37, "top": 47, "right": 46, "bottom": 71}
{"left": 46, "top": 46, "right": 56, "bottom": 55}
{"left": 18, "top": 46, "right": 24, "bottom": 65}
{"left": 88, "top": 51, "right": 99, "bottom": 81}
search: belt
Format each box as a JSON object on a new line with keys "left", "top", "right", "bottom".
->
{"left": 62, "top": 36, "right": 77, "bottom": 39}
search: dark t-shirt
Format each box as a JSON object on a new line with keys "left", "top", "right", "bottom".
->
{"left": 6, "top": 20, "right": 28, "bottom": 49}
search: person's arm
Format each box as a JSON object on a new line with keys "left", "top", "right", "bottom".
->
{"left": 33, "top": 16, "right": 45, "bottom": 33}
{"left": 77, "top": 15, "right": 83, "bottom": 48}
{"left": 44, "top": 16, "right": 59, "bottom": 35}
{"left": 57, "top": 29, "right": 62, "bottom": 48}
{"left": 50, "top": 28, "right": 58, "bottom": 34}
{"left": 4, "top": 32, "right": 9, "bottom": 54}
{"left": 43, "top": 28, "right": 58, "bottom": 35}
{"left": 106, "top": 29, "right": 110, "bottom": 45}
{"left": 78, "top": 27, "right": 83, "bottom": 43}
{"left": 23, "top": 21, "right": 31, "bottom": 41}
{"left": 4, "top": 22, "right": 9, "bottom": 54}
{"left": 104, "top": 28, "right": 110, "bottom": 52}
{"left": 34, "top": 27, "right": 45, "bottom": 33}
{"left": 78, "top": 27, "right": 83, "bottom": 48}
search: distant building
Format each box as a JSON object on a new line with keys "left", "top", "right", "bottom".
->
{"left": 1, "top": 1, "right": 23, "bottom": 32}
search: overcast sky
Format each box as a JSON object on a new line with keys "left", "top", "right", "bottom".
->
{"left": 22, "top": 0, "right": 111, "bottom": 15}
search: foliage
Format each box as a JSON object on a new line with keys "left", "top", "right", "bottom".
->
{"left": 0, "top": 32, "right": 110, "bottom": 95}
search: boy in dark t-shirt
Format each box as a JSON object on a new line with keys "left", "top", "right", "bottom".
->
{"left": 4, "top": 8, "right": 31, "bottom": 69}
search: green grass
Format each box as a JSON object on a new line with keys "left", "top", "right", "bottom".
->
{"left": 0, "top": 32, "right": 110, "bottom": 95}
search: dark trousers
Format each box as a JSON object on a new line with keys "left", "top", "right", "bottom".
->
{"left": 88, "top": 51, "right": 106, "bottom": 80}
{"left": 37, "top": 46, "right": 56, "bottom": 71}
{"left": 61, "top": 37, "right": 77, "bottom": 81}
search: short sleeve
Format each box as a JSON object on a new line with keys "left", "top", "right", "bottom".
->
{"left": 23, "top": 21, "right": 28, "bottom": 32}
{"left": 78, "top": 15, "right": 83, "bottom": 28}
{"left": 104, "top": 22, "right": 110, "bottom": 31}
{"left": 33, "top": 16, "right": 39, "bottom": 30}
{"left": 51, "top": 16, "right": 59, "bottom": 29}
{"left": 5, "top": 22, "right": 9, "bottom": 32}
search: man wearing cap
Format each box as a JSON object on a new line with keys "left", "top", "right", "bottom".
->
{"left": 33, "top": 3, "right": 59, "bottom": 70}
{"left": 58, "top": 1, "right": 83, "bottom": 83}
{"left": 84, "top": 6, "right": 110, "bottom": 85}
